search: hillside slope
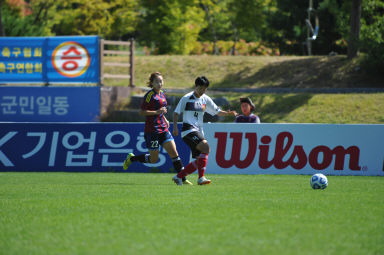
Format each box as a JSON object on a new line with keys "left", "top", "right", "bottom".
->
{"left": 118, "top": 55, "right": 384, "bottom": 89}
{"left": 101, "top": 55, "right": 384, "bottom": 124}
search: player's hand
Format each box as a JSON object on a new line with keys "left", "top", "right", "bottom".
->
{"left": 228, "top": 110, "right": 237, "bottom": 116}
{"left": 157, "top": 107, "right": 167, "bottom": 115}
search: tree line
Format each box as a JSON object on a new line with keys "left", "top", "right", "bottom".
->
{"left": 0, "top": 0, "right": 383, "bottom": 67}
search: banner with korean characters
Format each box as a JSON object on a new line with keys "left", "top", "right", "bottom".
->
{"left": 0, "top": 36, "right": 99, "bottom": 83}
{"left": 0, "top": 86, "right": 100, "bottom": 122}
{"left": 0, "top": 123, "right": 190, "bottom": 172}
{"left": 204, "top": 123, "right": 384, "bottom": 176}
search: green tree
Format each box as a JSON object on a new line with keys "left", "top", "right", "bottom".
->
{"left": 138, "top": 0, "right": 207, "bottom": 54}
{"left": 359, "top": 0, "right": 384, "bottom": 73}
{"left": 1, "top": 0, "right": 55, "bottom": 36}
{"left": 0, "top": 0, "right": 5, "bottom": 36}
{"left": 52, "top": 0, "right": 113, "bottom": 36}
{"left": 106, "top": 0, "right": 139, "bottom": 40}
{"left": 198, "top": 0, "right": 231, "bottom": 54}
{"left": 263, "top": 0, "right": 352, "bottom": 55}
{"left": 261, "top": 0, "right": 307, "bottom": 54}
{"left": 198, "top": 0, "right": 271, "bottom": 54}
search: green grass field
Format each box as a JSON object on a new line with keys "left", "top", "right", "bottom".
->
{"left": 1, "top": 173, "right": 383, "bottom": 255}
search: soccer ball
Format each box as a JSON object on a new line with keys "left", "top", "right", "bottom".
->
{"left": 310, "top": 173, "right": 328, "bottom": 189}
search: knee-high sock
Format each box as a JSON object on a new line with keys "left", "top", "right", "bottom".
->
{"left": 131, "top": 154, "right": 150, "bottom": 163}
{"left": 177, "top": 160, "right": 197, "bottom": 178}
{"left": 172, "top": 156, "right": 186, "bottom": 181}
{"left": 197, "top": 153, "right": 208, "bottom": 178}
{"left": 172, "top": 156, "right": 183, "bottom": 173}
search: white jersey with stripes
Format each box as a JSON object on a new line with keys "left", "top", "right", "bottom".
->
{"left": 174, "top": 91, "right": 221, "bottom": 137}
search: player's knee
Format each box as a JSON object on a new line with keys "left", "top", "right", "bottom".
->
{"left": 199, "top": 142, "right": 210, "bottom": 154}
{"left": 205, "top": 144, "right": 211, "bottom": 154}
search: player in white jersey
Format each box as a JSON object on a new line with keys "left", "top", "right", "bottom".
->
{"left": 172, "top": 76, "right": 237, "bottom": 185}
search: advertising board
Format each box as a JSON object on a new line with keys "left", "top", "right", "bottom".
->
{"left": 0, "top": 122, "right": 189, "bottom": 172}
{"left": 0, "top": 36, "right": 99, "bottom": 84}
{"left": 0, "top": 86, "right": 100, "bottom": 122}
{"left": 0, "top": 122, "right": 383, "bottom": 176}
{"left": 204, "top": 123, "right": 384, "bottom": 176}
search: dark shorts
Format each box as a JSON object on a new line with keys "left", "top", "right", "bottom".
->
{"left": 145, "top": 131, "right": 174, "bottom": 151}
{"left": 182, "top": 131, "right": 205, "bottom": 158}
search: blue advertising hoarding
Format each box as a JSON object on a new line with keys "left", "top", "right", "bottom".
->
{"left": 0, "top": 123, "right": 191, "bottom": 173}
{"left": 0, "top": 36, "right": 100, "bottom": 83}
{"left": 0, "top": 86, "right": 100, "bottom": 122}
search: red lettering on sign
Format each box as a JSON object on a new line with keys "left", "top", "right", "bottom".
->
{"left": 215, "top": 132, "right": 257, "bottom": 169}
{"left": 61, "top": 46, "right": 82, "bottom": 71}
{"left": 62, "top": 46, "right": 81, "bottom": 57}
{"left": 214, "top": 131, "right": 361, "bottom": 171}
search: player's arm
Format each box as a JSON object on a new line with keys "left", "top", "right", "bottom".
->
{"left": 173, "top": 112, "right": 179, "bottom": 137}
{"left": 163, "top": 115, "right": 170, "bottom": 128}
{"left": 139, "top": 107, "right": 167, "bottom": 116}
{"left": 172, "top": 97, "right": 184, "bottom": 137}
{"left": 206, "top": 96, "right": 237, "bottom": 117}
{"left": 140, "top": 92, "right": 167, "bottom": 116}
{"left": 217, "top": 109, "right": 237, "bottom": 117}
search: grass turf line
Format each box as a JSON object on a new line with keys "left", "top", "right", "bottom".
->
{"left": 0, "top": 172, "right": 383, "bottom": 255}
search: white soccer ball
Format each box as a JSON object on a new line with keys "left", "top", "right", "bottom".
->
{"left": 310, "top": 173, "right": 328, "bottom": 189}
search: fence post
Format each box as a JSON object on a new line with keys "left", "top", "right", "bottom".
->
{"left": 130, "top": 38, "right": 134, "bottom": 87}
{"left": 99, "top": 38, "right": 104, "bottom": 86}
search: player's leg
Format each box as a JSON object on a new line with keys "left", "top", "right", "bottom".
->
{"left": 177, "top": 132, "right": 201, "bottom": 179}
{"left": 134, "top": 132, "right": 160, "bottom": 163}
{"left": 176, "top": 132, "right": 210, "bottom": 185}
{"left": 123, "top": 133, "right": 158, "bottom": 170}
{"left": 163, "top": 140, "right": 185, "bottom": 186}
{"left": 195, "top": 140, "right": 211, "bottom": 185}
{"left": 160, "top": 132, "right": 192, "bottom": 185}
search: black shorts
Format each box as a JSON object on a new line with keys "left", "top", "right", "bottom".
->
{"left": 182, "top": 131, "right": 205, "bottom": 158}
{"left": 144, "top": 131, "right": 174, "bottom": 151}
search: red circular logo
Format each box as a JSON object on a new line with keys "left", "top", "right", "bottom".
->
{"left": 52, "top": 41, "right": 91, "bottom": 78}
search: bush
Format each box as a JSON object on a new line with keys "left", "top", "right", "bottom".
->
{"left": 359, "top": 0, "right": 384, "bottom": 75}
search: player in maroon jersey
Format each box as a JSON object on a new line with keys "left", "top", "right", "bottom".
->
{"left": 235, "top": 97, "right": 260, "bottom": 123}
{"left": 123, "top": 72, "right": 192, "bottom": 185}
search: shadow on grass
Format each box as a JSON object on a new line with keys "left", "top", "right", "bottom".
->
{"left": 228, "top": 94, "right": 313, "bottom": 123}
{"left": 260, "top": 94, "right": 313, "bottom": 122}
{"left": 213, "top": 56, "right": 383, "bottom": 89}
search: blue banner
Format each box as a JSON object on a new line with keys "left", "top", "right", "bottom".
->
{"left": 0, "top": 86, "right": 100, "bottom": 122}
{"left": 0, "top": 36, "right": 100, "bottom": 83}
{"left": 0, "top": 123, "right": 191, "bottom": 173}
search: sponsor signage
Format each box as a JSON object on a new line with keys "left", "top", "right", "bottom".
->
{"left": 0, "top": 123, "right": 190, "bottom": 172}
{"left": 204, "top": 123, "right": 384, "bottom": 176}
{"left": 0, "top": 122, "right": 382, "bottom": 176}
{"left": 0, "top": 36, "right": 99, "bottom": 83}
{"left": 0, "top": 86, "right": 100, "bottom": 122}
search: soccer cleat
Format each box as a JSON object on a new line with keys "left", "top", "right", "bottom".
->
{"left": 183, "top": 179, "right": 193, "bottom": 185}
{"left": 123, "top": 153, "right": 134, "bottom": 170}
{"left": 172, "top": 175, "right": 183, "bottom": 186}
{"left": 197, "top": 176, "right": 211, "bottom": 185}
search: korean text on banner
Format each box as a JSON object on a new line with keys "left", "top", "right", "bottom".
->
{"left": 0, "top": 86, "right": 100, "bottom": 122}
{"left": 0, "top": 123, "right": 190, "bottom": 172}
{"left": 0, "top": 36, "right": 100, "bottom": 84}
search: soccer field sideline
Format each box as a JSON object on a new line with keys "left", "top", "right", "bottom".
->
{"left": 0, "top": 172, "right": 383, "bottom": 255}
